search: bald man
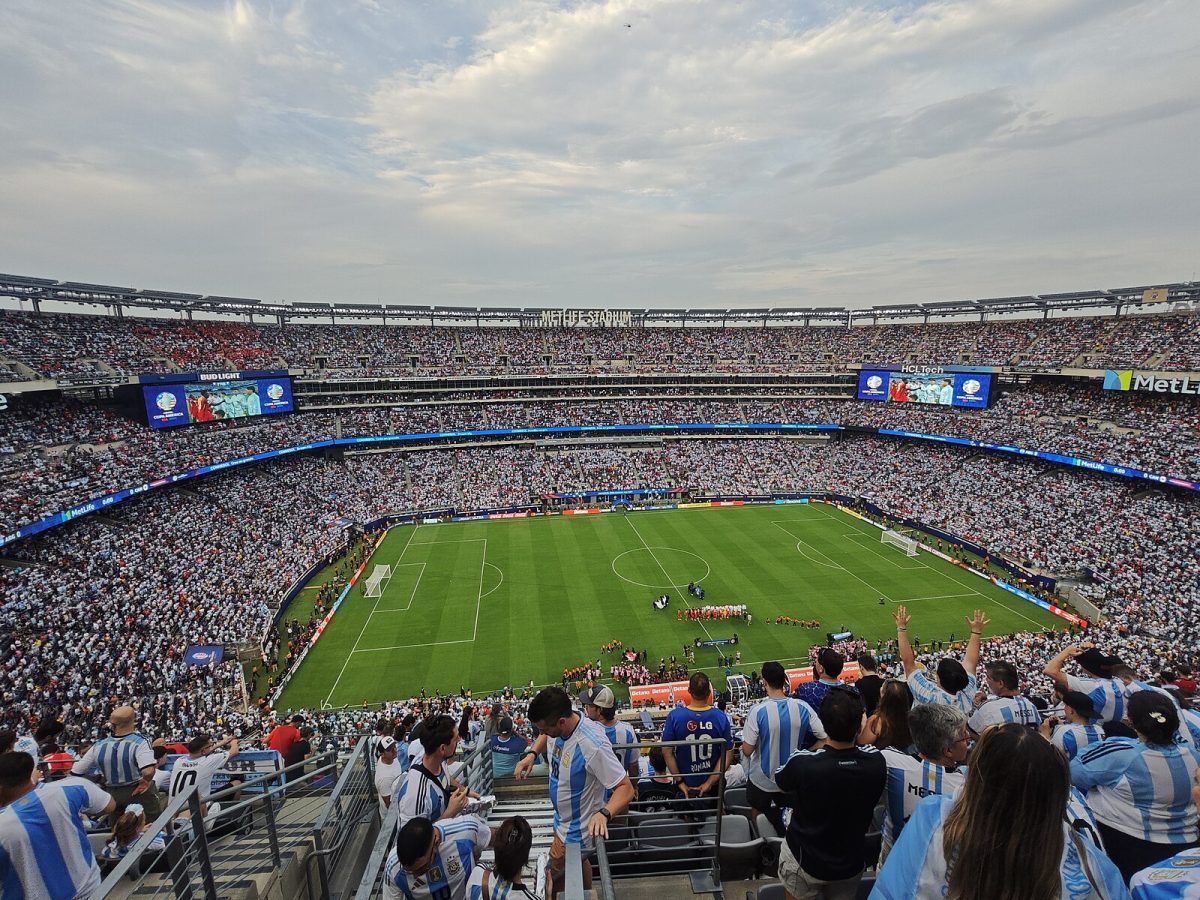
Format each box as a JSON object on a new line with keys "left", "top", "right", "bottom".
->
{"left": 71, "top": 705, "right": 161, "bottom": 818}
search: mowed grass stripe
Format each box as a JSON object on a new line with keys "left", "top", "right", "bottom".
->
{"left": 276, "top": 505, "right": 1068, "bottom": 709}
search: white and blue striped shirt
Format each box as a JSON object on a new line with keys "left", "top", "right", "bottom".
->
{"left": 0, "top": 779, "right": 113, "bottom": 900}
{"left": 71, "top": 732, "right": 154, "bottom": 787}
{"left": 549, "top": 715, "right": 627, "bottom": 849}
{"left": 1068, "top": 675, "right": 1128, "bottom": 724}
{"left": 395, "top": 764, "right": 451, "bottom": 828}
{"left": 879, "top": 749, "right": 965, "bottom": 862}
{"left": 383, "top": 815, "right": 490, "bottom": 900}
{"left": 967, "top": 695, "right": 1041, "bottom": 732}
{"left": 1071, "top": 739, "right": 1200, "bottom": 844}
{"left": 1130, "top": 846, "right": 1200, "bottom": 898}
{"left": 1124, "top": 681, "right": 1196, "bottom": 748}
{"left": 466, "top": 863, "right": 541, "bottom": 900}
{"left": 908, "top": 670, "right": 977, "bottom": 716}
{"left": 602, "top": 720, "right": 640, "bottom": 774}
{"left": 1052, "top": 723, "right": 1106, "bottom": 761}
{"left": 741, "top": 697, "right": 825, "bottom": 793}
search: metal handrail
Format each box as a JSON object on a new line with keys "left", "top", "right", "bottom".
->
{"left": 314, "top": 736, "right": 367, "bottom": 832}
{"left": 352, "top": 803, "right": 398, "bottom": 900}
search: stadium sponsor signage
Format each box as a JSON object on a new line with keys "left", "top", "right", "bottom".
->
{"left": 1103, "top": 369, "right": 1200, "bottom": 395}
{"left": 537, "top": 309, "right": 634, "bottom": 328}
{"left": 139, "top": 369, "right": 288, "bottom": 385}
{"left": 900, "top": 365, "right": 945, "bottom": 375}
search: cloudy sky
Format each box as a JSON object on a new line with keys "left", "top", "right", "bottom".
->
{"left": 0, "top": 0, "right": 1197, "bottom": 310}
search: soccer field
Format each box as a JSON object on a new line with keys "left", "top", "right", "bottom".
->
{"left": 277, "top": 503, "right": 1069, "bottom": 709}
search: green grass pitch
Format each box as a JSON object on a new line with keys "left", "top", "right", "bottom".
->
{"left": 277, "top": 503, "right": 1069, "bottom": 709}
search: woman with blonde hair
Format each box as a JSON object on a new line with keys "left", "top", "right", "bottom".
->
{"left": 872, "top": 723, "right": 1129, "bottom": 899}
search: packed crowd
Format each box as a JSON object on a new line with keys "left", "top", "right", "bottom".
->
{"left": 5, "top": 374, "right": 1199, "bottom": 534}
{"left": 3, "top": 307, "right": 1200, "bottom": 381}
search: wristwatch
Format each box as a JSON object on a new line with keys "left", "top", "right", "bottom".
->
{"left": 521, "top": 750, "right": 537, "bottom": 759}
{"left": 598, "top": 808, "right": 612, "bottom": 821}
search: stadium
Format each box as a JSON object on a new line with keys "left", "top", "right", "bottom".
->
{"left": 2, "top": 272, "right": 1199, "bottom": 899}
{"left": 4, "top": 3, "right": 1200, "bottom": 899}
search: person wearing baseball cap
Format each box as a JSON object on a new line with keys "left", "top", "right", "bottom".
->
{"left": 1043, "top": 645, "right": 1129, "bottom": 723}
{"left": 1039, "top": 690, "right": 1104, "bottom": 760}
{"left": 581, "top": 686, "right": 639, "bottom": 779}
{"left": 373, "top": 736, "right": 403, "bottom": 820}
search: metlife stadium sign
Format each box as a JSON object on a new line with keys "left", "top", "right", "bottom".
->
{"left": 1104, "top": 369, "right": 1200, "bottom": 395}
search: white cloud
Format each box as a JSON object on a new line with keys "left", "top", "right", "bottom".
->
{"left": 0, "top": 0, "right": 1197, "bottom": 308}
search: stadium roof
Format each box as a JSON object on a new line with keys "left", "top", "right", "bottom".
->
{"left": 0, "top": 272, "right": 1196, "bottom": 325}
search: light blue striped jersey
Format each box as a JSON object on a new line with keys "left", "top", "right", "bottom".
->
{"left": 395, "top": 764, "right": 451, "bottom": 828}
{"left": 967, "top": 696, "right": 1041, "bottom": 731}
{"left": 602, "top": 720, "right": 639, "bottom": 773}
{"left": 1130, "top": 847, "right": 1200, "bottom": 898}
{"left": 908, "top": 670, "right": 977, "bottom": 716}
{"left": 878, "top": 748, "right": 965, "bottom": 862}
{"left": 383, "top": 815, "right": 490, "bottom": 900}
{"left": 871, "top": 794, "right": 1129, "bottom": 900}
{"left": 0, "top": 779, "right": 113, "bottom": 900}
{"left": 1068, "top": 674, "right": 1128, "bottom": 723}
{"left": 1124, "top": 681, "right": 1196, "bottom": 747}
{"left": 70, "top": 732, "right": 155, "bottom": 787}
{"left": 548, "top": 715, "right": 628, "bottom": 849}
{"left": 741, "top": 697, "right": 825, "bottom": 793}
{"left": 1052, "top": 723, "right": 1106, "bottom": 761}
{"left": 466, "top": 863, "right": 542, "bottom": 900}
{"left": 1071, "top": 738, "right": 1200, "bottom": 843}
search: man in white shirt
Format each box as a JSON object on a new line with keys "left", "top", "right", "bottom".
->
{"left": 169, "top": 732, "right": 239, "bottom": 820}
{"left": 0, "top": 750, "right": 116, "bottom": 900}
{"left": 374, "top": 736, "right": 405, "bottom": 820}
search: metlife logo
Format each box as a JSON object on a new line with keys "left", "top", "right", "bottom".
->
{"left": 1104, "top": 369, "right": 1200, "bottom": 395}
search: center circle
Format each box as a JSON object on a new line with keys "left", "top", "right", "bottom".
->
{"left": 611, "top": 547, "right": 712, "bottom": 590}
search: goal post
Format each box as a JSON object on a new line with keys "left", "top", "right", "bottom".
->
{"left": 881, "top": 529, "right": 919, "bottom": 557}
{"left": 363, "top": 564, "right": 393, "bottom": 598}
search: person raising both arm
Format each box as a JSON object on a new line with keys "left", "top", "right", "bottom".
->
{"left": 895, "top": 606, "right": 988, "bottom": 715}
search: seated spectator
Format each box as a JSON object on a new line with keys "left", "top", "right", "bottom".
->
{"left": 101, "top": 802, "right": 166, "bottom": 865}
{"left": 874, "top": 723, "right": 1128, "bottom": 900}
{"left": 489, "top": 719, "right": 529, "bottom": 780}
{"left": 634, "top": 746, "right": 683, "bottom": 811}
{"left": 1070, "top": 691, "right": 1200, "bottom": 883}
{"left": 879, "top": 703, "right": 969, "bottom": 864}
{"left": 894, "top": 607, "right": 986, "bottom": 715}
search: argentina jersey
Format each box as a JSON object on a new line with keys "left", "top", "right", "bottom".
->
{"left": 603, "top": 720, "right": 639, "bottom": 773}
{"left": 1071, "top": 740, "right": 1200, "bottom": 844}
{"left": 82, "top": 733, "right": 154, "bottom": 786}
{"left": 967, "top": 696, "right": 1041, "bottom": 732}
{"left": 879, "top": 749, "right": 965, "bottom": 860}
{"left": 908, "top": 670, "right": 976, "bottom": 716}
{"left": 549, "top": 716, "right": 627, "bottom": 848}
{"left": 1052, "top": 723, "right": 1105, "bottom": 761}
{"left": 383, "top": 816, "right": 490, "bottom": 900}
{"left": 0, "top": 779, "right": 114, "bottom": 900}
{"left": 1130, "top": 847, "right": 1200, "bottom": 899}
{"left": 1068, "top": 675, "right": 1127, "bottom": 723}
{"left": 1125, "top": 681, "right": 1197, "bottom": 748}
{"left": 742, "top": 697, "right": 824, "bottom": 792}
{"left": 395, "top": 766, "right": 451, "bottom": 828}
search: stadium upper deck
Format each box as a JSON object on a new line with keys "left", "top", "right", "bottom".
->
{"left": 1, "top": 274, "right": 1198, "bottom": 383}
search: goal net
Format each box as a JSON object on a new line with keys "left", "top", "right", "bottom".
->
{"left": 363, "top": 564, "right": 393, "bottom": 598}
{"left": 881, "top": 529, "right": 919, "bottom": 557}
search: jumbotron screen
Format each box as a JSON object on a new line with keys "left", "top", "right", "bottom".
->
{"left": 143, "top": 375, "right": 294, "bottom": 428}
{"left": 857, "top": 370, "right": 993, "bottom": 409}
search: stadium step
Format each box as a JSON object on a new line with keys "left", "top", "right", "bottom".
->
{"left": 480, "top": 795, "right": 557, "bottom": 867}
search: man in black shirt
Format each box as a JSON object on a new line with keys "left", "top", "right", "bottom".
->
{"left": 855, "top": 654, "right": 883, "bottom": 716}
{"left": 774, "top": 688, "right": 885, "bottom": 900}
